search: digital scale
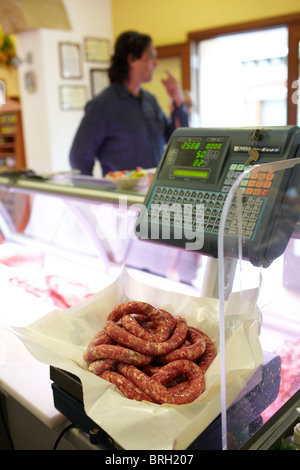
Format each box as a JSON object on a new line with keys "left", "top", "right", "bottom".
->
{"left": 50, "top": 353, "right": 282, "bottom": 450}
{"left": 51, "top": 126, "right": 300, "bottom": 450}
{"left": 136, "top": 126, "right": 300, "bottom": 267}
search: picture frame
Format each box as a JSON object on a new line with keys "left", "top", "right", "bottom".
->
{"left": 59, "top": 42, "right": 82, "bottom": 79}
{"left": 59, "top": 85, "right": 87, "bottom": 110}
{"left": 84, "top": 37, "right": 110, "bottom": 63}
{"left": 90, "top": 68, "right": 109, "bottom": 97}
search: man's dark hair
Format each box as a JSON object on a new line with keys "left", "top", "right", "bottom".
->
{"left": 108, "top": 31, "right": 152, "bottom": 83}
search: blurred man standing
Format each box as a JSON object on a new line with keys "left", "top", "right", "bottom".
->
{"left": 69, "top": 31, "right": 189, "bottom": 176}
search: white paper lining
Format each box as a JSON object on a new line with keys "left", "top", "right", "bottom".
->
{"left": 9, "top": 267, "right": 263, "bottom": 450}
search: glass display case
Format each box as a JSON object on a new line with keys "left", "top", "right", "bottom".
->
{"left": 218, "top": 156, "right": 300, "bottom": 450}
{"left": 0, "top": 173, "right": 203, "bottom": 450}
{"left": 0, "top": 126, "right": 299, "bottom": 450}
{"left": 0, "top": 173, "right": 201, "bottom": 297}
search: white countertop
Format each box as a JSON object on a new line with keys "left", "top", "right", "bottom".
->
{"left": 0, "top": 261, "right": 201, "bottom": 431}
{"left": 0, "top": 326, "right": 65, "bottom": 428}
{"left": 0, "top": 267, "right": 66, "bottom": 428}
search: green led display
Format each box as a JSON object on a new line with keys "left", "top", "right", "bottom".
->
{"left": 205, "top": 142, "right": 222, "bottom": 149}
{"left": 181, "top": 141, "right": 201, "bottom": 150}
{"left": 172, "top": 169, "right": 209, "bottom": 178}
{"left": 192, "top": 150, "right": 206, "bottom": 167}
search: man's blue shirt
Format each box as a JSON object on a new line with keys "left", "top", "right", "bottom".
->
{"left": 69, "top": 82, "right": 189, "bottom": 175}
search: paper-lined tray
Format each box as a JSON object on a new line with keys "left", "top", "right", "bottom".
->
{"left": 10, "top": 268, "right": 263, "bottom": 450}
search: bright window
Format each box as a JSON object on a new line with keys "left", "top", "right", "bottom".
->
{"left": 193, "top": 27, "right": 288, "bottom": 127}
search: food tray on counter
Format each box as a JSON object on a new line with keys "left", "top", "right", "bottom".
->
{"left": 10, "top": 268, "right": 263, "bottom": 450}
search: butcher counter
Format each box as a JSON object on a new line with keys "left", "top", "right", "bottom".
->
{"left": 0, "top": 172, "right": 204, "bottom": 450}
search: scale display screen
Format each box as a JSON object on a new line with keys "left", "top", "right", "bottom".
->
{"left": 176, "top": 140, "right": 223, "bottom": 168}
{"left": 158, "top": 136, "right": 230, "bottom": 187}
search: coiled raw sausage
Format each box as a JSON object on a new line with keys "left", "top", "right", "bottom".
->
{"left": 120, "top": 309, "right": 176, "bottom": 342}
{"left": 107, "top": 301, "right": 171, "bottom": 342}
{"left": 103, "top": 316, "right": 188, "bottom": 356}
{"left": 83, "top": 343, "right": 153, "bottom": 366}
{"left": 101, "top": 369, "right": 156, "bottom": 403}
{"left": 86, "top": 329, "right": 115, "bottom": 349}
{"left": 158, "top": 327, "right": 206, "bottom": 364}
{"left": 118, "top": 360, "right": 205, "bottom": 405}
{"left": 88, "top": 358, "right": 117, "bottom": 375}
{"left": 83, "top": 301, "right": 216, "bottom": 405}
{"left": 189, "top": 326, "right": 216, "bottom": 373}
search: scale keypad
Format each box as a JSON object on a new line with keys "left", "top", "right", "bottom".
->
{"left": 222, "top": 163, "right": 274, "bottom": 197}
{"left": 144, "top": 164, "right": 275, "bottom": 241}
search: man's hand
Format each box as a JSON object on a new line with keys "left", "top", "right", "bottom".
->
{"left": 161, "top": 70, "right": 184, "bottom": 108}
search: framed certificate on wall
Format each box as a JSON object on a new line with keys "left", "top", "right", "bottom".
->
{"left": 59, "top": 42, "right": 82, "bottom": 79}
{"left": 84, "top": 37, "right": 110, "bottom": 62}
{"left": 59, "top": 85, "right": 87, "bottom": 110}
{"left": 90, "top": 68, "right": 109, "bottom": 97}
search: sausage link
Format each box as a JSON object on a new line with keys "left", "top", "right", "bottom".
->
{"left": 83, "top": 343, "right": 153, "bottom": 366}
{"left": 101, "top": 370, "right": 156, "bottom": 403}
{"left": 158, "top": 327, "right": 206, "bottom": 364}
{"left": 107, "top": 301, "right": 170, "bottom": 341}
{"left": 189, "top": 326, "right": 216, "bottom": 373}
{"left": 119, "top": 315, "right": 163, "bottom": 342}
{"left": 141, "top": 364, "right": 161, "bottom": 376}
{"left": 160, "top": 309, "right": 177, "bottom": 334}
{"left": 117, "top": 362, "right": 169, "bottom": 403}
{"left": 120, "top": 309, "right": 176, "bottom": 342}
{"left": 118, "top": 360, "right": 205, "bottom": 405}
{"left": 86, "top": 329, "right": 116, "bottom": 349}
{"left": 127, "top": 314, "right": 152, "bottom": 328}
{"left": 88, "top": 358, "right": 117, "bottom": 375}
{"left": 104, "top": 316, "right": 188, "bottom": 356}
{"left": 137, "top": 309, "right": 176, "bottom": 334}
{"left": 151, "top": 360, "right": 205, "bottom": 404}
{"left": 141, "top": 365, "right": 188, "bottom": 390}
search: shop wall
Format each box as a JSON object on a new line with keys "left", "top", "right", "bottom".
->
{"left": 16, "top": 0, "right": 112, "bottom": 174}
{"left": 0, "top": 67, "right": 19, "bottom": 98}
{"left": 10, "top": 0, "right": 300, "bottom": 174}
{"left": 111, "top": 0, "right": 300, "bottom": 118}
{"left": 111, "top": 0, "right": 300, "bottom": 45}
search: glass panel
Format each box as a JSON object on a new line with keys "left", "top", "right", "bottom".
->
{"left": 218, "top": 156, "right": 300, "bottom": 449}
{"left": 0, "top": 188, "right": 144, "bottom": 270}
{"left": 195, "top": 27, "right": 288, "bottom": 127}
{"left": 0, "top": 189, "right": 31, "bottom": 235}
{"left": 0, "top": 184, "right": 201, "bottom": 291}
